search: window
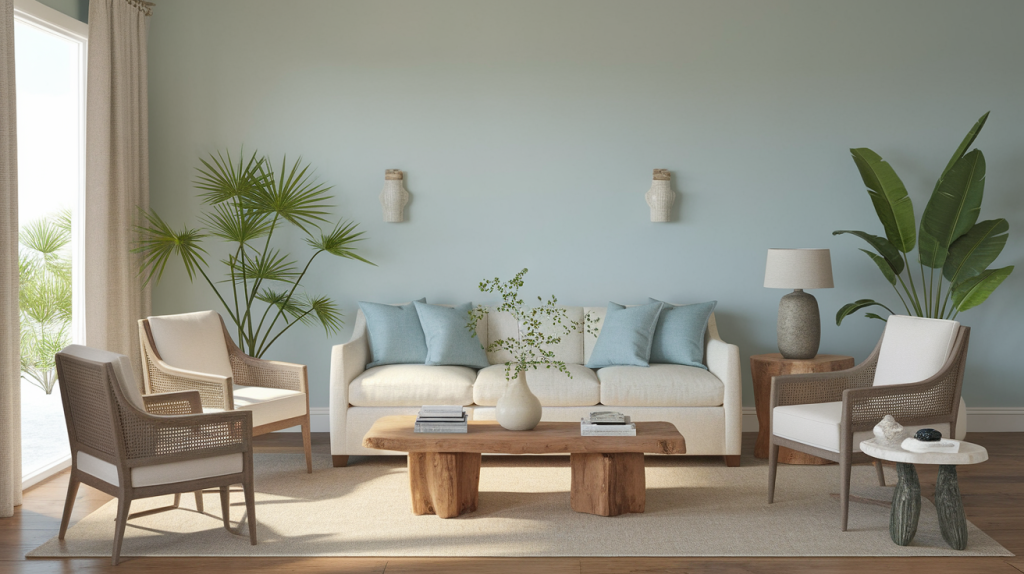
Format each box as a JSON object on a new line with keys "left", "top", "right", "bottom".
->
{"left": 14, "top": 0, "right": 87, "bottom": 488}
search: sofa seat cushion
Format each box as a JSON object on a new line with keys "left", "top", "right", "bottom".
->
{"left": 473, "top": 364, "right": 600, "bottom": 407}
{"left": 773, "top": 401, "right": 952, "bottom": 453}
{"left": 231, "top": 384, "right": 307, "bottom": 427}
{"left": 598, "top": 364, "right": 724, "bottom": 407}
{"left": 349, "top": 364, "right": 476, "bottom": 407}
{"left": 77, "top": 451, "right": 243, "bottom": 488}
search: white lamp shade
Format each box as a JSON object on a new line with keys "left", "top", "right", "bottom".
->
{"left": 764, "top": 248, "right": 834, "bottom": 289}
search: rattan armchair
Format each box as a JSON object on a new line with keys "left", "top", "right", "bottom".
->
{"left": 138, "top": 310, "right": 312, "bottom": 473}
{"left": 767, "top": 316, "right": 970, "bottom": 531}
{"left": 54, "top": 345, "right": 256, "bottom": 566}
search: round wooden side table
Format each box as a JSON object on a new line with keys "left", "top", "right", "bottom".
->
{"left": 750, "top": 353, "right": 854, "bottom": 464}
{"left": 861, "top": 438, "right": 988, "bottom": 549}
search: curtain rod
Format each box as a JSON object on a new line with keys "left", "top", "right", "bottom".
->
{"left": 125, "top": 0, "right": 155, "bottom": 16}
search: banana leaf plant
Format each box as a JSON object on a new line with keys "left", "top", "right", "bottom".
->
{"left": 835, "top": 112, "right": 1013, "bottom": 325}
{"left": 134, "top": 149, "right": 374, "bottom": 358}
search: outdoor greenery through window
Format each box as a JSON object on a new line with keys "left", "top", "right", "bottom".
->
{"left": 14, "top": 3, "right": 86, "bottom": 484}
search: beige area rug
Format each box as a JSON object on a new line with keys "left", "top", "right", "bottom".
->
{"left": 29, "top": 452, "right": 1011, "bottom": 558}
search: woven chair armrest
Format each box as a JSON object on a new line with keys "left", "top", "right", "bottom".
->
{"left": 145, "top": 355, "right": 233, "bottom": 411}
{"left": 771, "top": 351, "right": 879, "bottom": 409}
{"left": 842, "top": 379, "right": 958, "bottom": 429}
{"left": 119, "top": 407, "right": 253, "bottom": 465}
{"left": 143, "top": 391, "right": 203, "bottom": 415}
{"left": 228, "top": 346, "right": 306, "bottom": 393}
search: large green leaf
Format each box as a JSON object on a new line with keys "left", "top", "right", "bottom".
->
{"left": 836, "top": 299, "right": 896, "bottom": 326}
{"left": 833, "top": 230, "right": 904, "bottom": 274}
{"left": 951, "top": 266, "right": 1013, "bottom": 312}
{"left": 850, "top": 148, "right": 916, "bottom": 253}
{"left": 943, "top": 219, "right": 1009, "bottom": 285}
{"left": 936, "top": 112, "right": 989, "bottom": 187}
{"left": 919, "top": 149, "right": 985, "bottom": 268}
{"left": 859, "top": 249, "right": 896, "bottom": 285}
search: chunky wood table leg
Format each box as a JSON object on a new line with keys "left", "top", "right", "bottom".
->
{"left": 570, "top": 452, "right": 645, "bottom": 516}
{"left": 935, "top": 464, "right": 968, "bottom": 550}
{"left": 408, "top": 451, "right": 481, "bottom": 518}
{"left": 890, "top": 462, "right": 921, "bottom": 546}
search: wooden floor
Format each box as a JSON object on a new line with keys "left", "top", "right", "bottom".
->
{"left": 3, "top": 432, "right": 1022, "bottom": 573}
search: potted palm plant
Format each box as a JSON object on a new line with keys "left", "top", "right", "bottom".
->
{"left": 135, "top": 149, "right": 374, "bottom": 357}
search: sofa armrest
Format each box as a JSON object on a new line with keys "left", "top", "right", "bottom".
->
{"left": 705, "top": 314, "right": 741, "bottom": 456}
{"left": 330, "top": 317, "right": 369, "bottom": 456}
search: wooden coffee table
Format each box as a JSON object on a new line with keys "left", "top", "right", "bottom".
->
{"left": 363, "top": 416, "right": 686, "bottom": 518}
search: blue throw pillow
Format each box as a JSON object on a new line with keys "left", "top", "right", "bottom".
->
{"left": 585, "top": 301, "right": 664, "bottom": 369}
{"left": 413, "top": 301, "right": 490, "bottom": 369}
{"left": 648, "top": 299, "right": 717, "bottom": 369}
{"left": 359, "top": 299, "right": 427, "bottom": 368}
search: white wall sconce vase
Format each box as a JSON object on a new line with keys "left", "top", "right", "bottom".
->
{"left": 380, "top": 169, "right": 409, "bottom": 222}
{"left": 645, "top": 169, "right": 674, "bottom": 222}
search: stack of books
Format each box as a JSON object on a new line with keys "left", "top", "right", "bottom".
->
{"left": 580, "top": 411, "right": 636, "bottom": 436}
{"left": 414, "top": 405, "right": 468, "bottom": 433}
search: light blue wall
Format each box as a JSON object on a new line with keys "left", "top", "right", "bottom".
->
{"left": 35, "top": 0, "right": 87, "bottom": 22}
{"left": 147, "top": 0, "right": 1024, "bottom": 411}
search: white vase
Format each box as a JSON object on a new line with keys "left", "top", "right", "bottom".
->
{"left": 380, "top": 169, "right": 409, "bottom": 222}
{"left": 645, "top": 168, "right": 674, "bottom": 222}
{"left": 495, "top": 370, "right": 542, "bottom": 431}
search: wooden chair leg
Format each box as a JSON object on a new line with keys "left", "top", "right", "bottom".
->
{"left": 172, "top": 492, "right": 181, "bottom": 508}
{"left": 111, "top": 495, "right": 131, "bottom": 566}
{"left": 840, "top": 454, "right": 852, "bottom": 531}
{"left": 767, "top": 440, "right": 779, "bottom": 503}
{"left": 243, "top": 478, "right": 257, "bottom": 545}
{"left": 194, "top": 490, "right": 204, "bottom": 513}
{"left": 58, "top": 475, "right": 80, "bottom": 539}
{"left": 219, "top": 486, "right": 232, "bottom": 531}
{"left": 302, "top": 417, "right": 313, "bottom": 474}
{"left": 875, "top": 459, "right": 886, "bottom": 486}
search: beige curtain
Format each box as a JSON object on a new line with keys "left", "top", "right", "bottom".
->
{"left": 85, "top": 0, "right": 152, "bottom": 386}
{"left": 0, "top": 0, "right": 22, "bottom": 518}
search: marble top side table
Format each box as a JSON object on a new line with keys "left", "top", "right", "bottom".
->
{"left": 860, "top": 438, "right": 988, "bottom": 550}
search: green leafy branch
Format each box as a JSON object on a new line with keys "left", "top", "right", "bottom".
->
{"left": 467, "top": 268, "right": 581, "bottom": 382}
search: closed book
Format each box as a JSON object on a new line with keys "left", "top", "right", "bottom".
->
{"left": 588, "top": 411, "right": 627, "bottom": 424}
{"left": 581, "top": 428, "right": 636, "bottom": 437}
{"left": 414, "top": 424, "right": 468, "bottom": 434}
{"left": 416, "top": 414, "right": 467, "bottom": 423}
{"left": 420, "top": 405, "right": 465, "bottom": 416}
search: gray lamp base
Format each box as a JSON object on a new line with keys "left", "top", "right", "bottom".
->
{"left": 777, "top": 289, "right": 820, "bottom": 360}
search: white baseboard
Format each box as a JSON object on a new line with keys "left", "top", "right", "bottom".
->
{"left": 741, "top": 406, "right": 1024, "bottom": 433}
{"left": 22, "top": 455, "right": 72, "bottom": 489}
{"left": 279, "top": 407, "right": 1024, "bottom": 433}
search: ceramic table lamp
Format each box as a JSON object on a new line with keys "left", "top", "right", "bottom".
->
{"left": 764, "top": 248, "right": 834, "bottom": 359}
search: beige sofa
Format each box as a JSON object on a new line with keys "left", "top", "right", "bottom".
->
{"left": 329, "top": 305, "right": 742, "bottom": 466}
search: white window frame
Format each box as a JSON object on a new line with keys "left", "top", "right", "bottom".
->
{"left": 14, "top": 0, "right": 88, "bottom": 489}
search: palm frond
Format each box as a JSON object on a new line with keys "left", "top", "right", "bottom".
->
{"left": 305, "top": 220, "right": 375, "bottom": 265}
{"left": 226, "top": 249, "right": 298, "bottom": 283}
{"left": 194, "top": 148, "right": 268, "bottom": 205}
{"left": 133, "top": 210, "right": 209, "bottom": 285}
{"left": 249, "top": 156, "right": 334, "bottom": 233}
{"left": 199, "top": 202, "right": 272, "bottom": 244}
{"left": 254, "top": 288, "right": 305, "bottom": 318}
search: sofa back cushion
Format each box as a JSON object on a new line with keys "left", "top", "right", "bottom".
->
{"left": 358, "top": 299, "right": 428, "bottom": 368}
{"left": 873, "top": 315, "right": 960, "bottom": 387}
{"left": 485, "top": 305, "right": 585, "bottom": 366}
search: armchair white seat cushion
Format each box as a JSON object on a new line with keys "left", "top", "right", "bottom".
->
{"left": 473, "top": 364, "right": 600, "bottom": 407}
{"left": 147, "top": 310, "right": 234, "bottom": 378}
{"left": 348, "top": 364, "right": 476, "bottom": 407}
{"left": 597, "top": 364, "right": 724, "bottom": 407}
{"left": 772, "top": 401, "right": 960, "bottom": 453}
{"left": 76, "top": 451, "right": 244, "bottom": 488}
{"left": 231, "top": 385, "right": 307, "bottom": 427}
{"left": 873, "top": 316, "right": 959, "bottom": 386}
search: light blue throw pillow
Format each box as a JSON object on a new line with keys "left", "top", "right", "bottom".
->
{"left": 648, "top": 299, "right": 717, "bottom": 369}
{"left": 585, "top": 301, "right": 664, "bottom": 369}
{"left": 359, "top": 299, "right": 427, "bottom": 368}
{"left": 413, "top": 301, "right": 490, "bottom": 369}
